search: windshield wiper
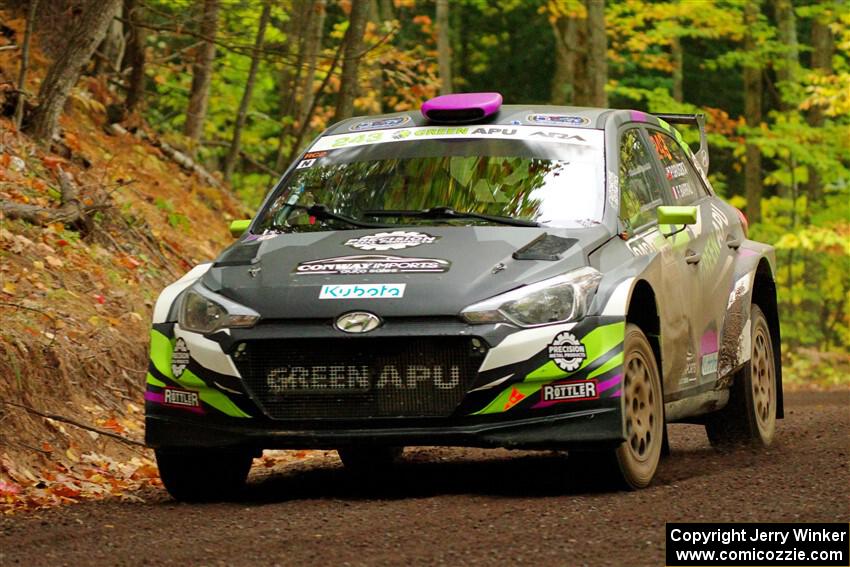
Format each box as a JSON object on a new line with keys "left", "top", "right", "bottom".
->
{"left": 274, "top": 204, "right": 392, "bottom": 230}
{"left": 364, "top": 206, "right": 540, "bottom": 227}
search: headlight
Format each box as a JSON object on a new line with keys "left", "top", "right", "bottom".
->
{"left": 461, "top": 267, "right": 603, "bottom": 327}
{"left": 178, "top": 284, "right": 260, "bottom": 334}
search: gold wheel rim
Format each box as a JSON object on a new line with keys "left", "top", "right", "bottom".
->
{"left": 751, "top": 324, "right": 775, "bottom": 431}
{"left": 624, "top": 350, "right": 659, "bottom": 463}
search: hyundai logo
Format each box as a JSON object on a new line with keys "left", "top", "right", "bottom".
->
{"left": 335, "top": 311, "right": 382, "bottom": 334}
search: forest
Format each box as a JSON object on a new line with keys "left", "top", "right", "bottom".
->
{"left": 0, "top": 0, "right": 847, "bottom": 509}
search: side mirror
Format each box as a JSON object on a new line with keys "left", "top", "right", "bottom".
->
{"left": 657, "top": 206, "right": 697, "bottom": 238}
{"left": 229, "top": 219, "right": 251, "bottom": 238}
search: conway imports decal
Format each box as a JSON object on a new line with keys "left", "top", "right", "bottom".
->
{"left": 295, "top": 255, "right": 450, "bottom": 275}
{"left": 308, "top": 125, "right": 604, "bottom": 151}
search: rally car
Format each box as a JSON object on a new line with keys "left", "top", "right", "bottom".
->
{"left": 145, "top": 92, "right": 783, "bottom": 500}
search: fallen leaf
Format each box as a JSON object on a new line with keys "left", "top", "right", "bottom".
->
{"left": 45, "top": 256, "right": 64, "bottom": 268}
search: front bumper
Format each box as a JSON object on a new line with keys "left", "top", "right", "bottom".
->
{"left": 144, "top": 315, "right": 627, "bottom": 451}
{"left": 145, "top": 405, "right": 622, "bottom": 450}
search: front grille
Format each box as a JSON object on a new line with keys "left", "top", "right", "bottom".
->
{"left": 233, "top": 337, "right": 485, "bottom": 420}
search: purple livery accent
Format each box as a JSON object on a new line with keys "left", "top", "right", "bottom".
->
{"left": 739, "top": 248, "right": 758, "bottom": 258}
{"left": 421, "top": 92, "right": 502, "bottom": 122}
{"left": 610, "top": 389, "right": 622, "bottom": 398}
{"left": 700, "top": 329, "right": 719, "bottom": 355}
{"left": 145, "top": 391, "right": 164, "bottom": 403}
{"left": 630, "top": 110, "right": 649, "bottom": 122}
{"left": 596, "top": 374, "right": 622, "bottom": 394}
{"left": 145, "top": 390, "right": 204, "bottom": 414}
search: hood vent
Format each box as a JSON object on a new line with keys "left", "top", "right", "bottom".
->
{"left": 512, "top": 234, "right": 577, "bottom": 261}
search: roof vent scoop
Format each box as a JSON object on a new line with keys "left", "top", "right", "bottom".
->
{"left": 421, "top": 92, "right": 502, "bottom": 124}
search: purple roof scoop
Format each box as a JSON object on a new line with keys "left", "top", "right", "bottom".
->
{"left": 421, "top": 92, "right": 503, "bottom": 124}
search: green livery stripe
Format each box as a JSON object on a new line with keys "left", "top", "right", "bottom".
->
{"left": 525, "top": 322, "right": 625, "bottom": 382}
{"left": 588, "top": 351, "right": 624, "bottom": 379}
{"left": 148, "top": 328, "right": 250, "bottom": 418}
{"left": 146, "top": 372, "right": 167, "bottom": 388}
{"left": 149, "top": 329, "right": 174, "bottom": 378}
{"left": 473, "top": 382, "right": 542, "bottom": 415}
{"left": 474, "top": 322, "right": 626, "bottom": 416}
{"left": 179, "top": 368, "right": 251, "bottom": 418}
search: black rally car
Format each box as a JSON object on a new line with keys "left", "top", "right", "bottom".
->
{"left": 145, "top": 93, "right": 782, "bottom": 500}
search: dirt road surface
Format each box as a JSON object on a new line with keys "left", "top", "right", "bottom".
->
{"left": 1, "top": 391, "right": 847, "bottom": 567}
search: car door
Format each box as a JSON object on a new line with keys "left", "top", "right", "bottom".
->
{"left": 617, "top": 127, "right": 696, "bottom": 398}
{"left": 644, "top": 127, "right": 736, "bottom": 391}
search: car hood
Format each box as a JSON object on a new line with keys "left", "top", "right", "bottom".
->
{"left": 201, "top": 225, "right": 612, "bottom": 319}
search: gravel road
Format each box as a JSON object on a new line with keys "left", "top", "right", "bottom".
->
{"left": 1, "top": 390, "right": 847, "bottom": 567}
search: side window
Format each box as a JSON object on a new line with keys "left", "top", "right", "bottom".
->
{"left": 619, "top": 129, "right": 664, "bottom": 230}
{"left": 647, "top": 130, "right": 708, "bottom": 206}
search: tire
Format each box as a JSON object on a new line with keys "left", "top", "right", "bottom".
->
{"left": 570, "top": 324, "right": 664, "bottom": 490}
{"left": 337, "top": 446, "right": 403, "bottom": 474}
{"left": 155, "top": 448, "right": 253, "bottom": 502}
{"left": 705, "top": 304, "right": 777, "bottom": 448}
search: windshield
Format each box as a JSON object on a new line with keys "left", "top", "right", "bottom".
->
{"left": 255, "top": 127, "right": 605, "bottom": 233}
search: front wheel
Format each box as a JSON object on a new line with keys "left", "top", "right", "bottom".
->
{"left": 570, "top": 324, "right": 664, "bottom": 490}
{"left": 705, "top": 304, "right": 777, "bottom": 447}
{"left": 155, "top": 448, "right": 253, "bottom": 502}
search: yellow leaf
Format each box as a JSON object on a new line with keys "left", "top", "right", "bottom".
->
{"left": 65, "top": 448, "right": 80, "bottom": 463}
{"left": 33, "top": 260, "right": 45, "bottom": 270}
{"left": 1, "top": 282, "right": 15, "bottom": 295}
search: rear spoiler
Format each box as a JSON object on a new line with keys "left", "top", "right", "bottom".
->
{"left": 654, "top": 113, "right": 709, "bottom": 173}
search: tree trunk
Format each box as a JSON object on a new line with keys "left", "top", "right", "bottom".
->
{"left": 571, "top": 14, "right": 590, "bottom": 106}
{"left": 743, "top": 1, "right": 763, "bottom": 223}
{"left": 184, "top": 0, "right": 220, "bottom": 153}
{"left": 671, "top": 36, "right": 683, "bottom": 102}
{"left": 379, "top": 0, "right": 394, "bottom": 21}
{"left": 296, "top": 0, "right": 327, "bottom": 126}
{"left": 772, "top": 0, "right": 799, "bottom": 200}
{"left": 93, "top": 3, "right": 125, "bottom": 75}
{"left": 274, "top": 0, "right": 310, "bottom": 170}
{"left": 585, "top": 0, "right": 607, "bottom": 107}
{"left": 436, "top": 0, "right": 452, "bottom": 94}
{"left": 773, "top": 0, "right": 799, "bottom": 94}
{"left": 333, "top": 0, "right": 370, "bottom": 121}
{"left": 122, "top": 0, "right": 146, "bottom": 113}
{"left": 550, "top": 18, "right": 574, "bottom": 105}
{"left": 13, "top": 0, "right": 38, "bottom": 130}
{"left": 804, "top": 17, "right": 834, "bottom": 203}
{"left": 26, "top": 0, "right": 122, "bottom": 142}
{"left": 222, "top": 1, "right": 272, "bottom": 182}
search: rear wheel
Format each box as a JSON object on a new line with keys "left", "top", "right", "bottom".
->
{"left": 337, "top": 446, "right": 403, "bottom": 474}
{"left": 155, "top": 448, "right": 253, "bottom": 502}
{"left": 570, "top": 324, "right": 663, "bottom": 489}
{"left": 705, "top": 304, "right": 776, "bottom": 447}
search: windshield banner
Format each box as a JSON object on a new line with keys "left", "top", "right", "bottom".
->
{"left": 309, "top": 125, "right": 604, "bottom": 152}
